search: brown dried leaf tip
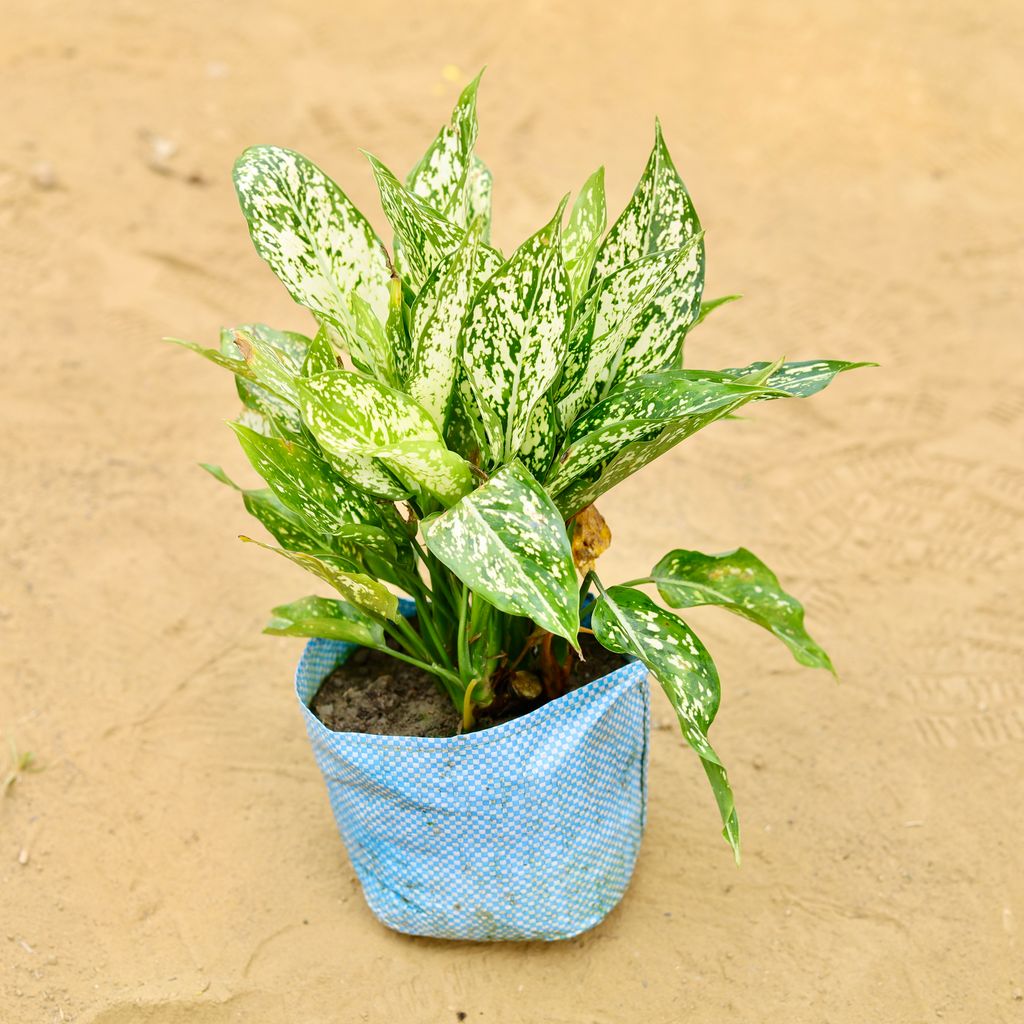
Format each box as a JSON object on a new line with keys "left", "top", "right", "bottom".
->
{"left": 571, "top": 504, "right": 611, "bottom": 576}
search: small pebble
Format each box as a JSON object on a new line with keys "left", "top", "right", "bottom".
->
{"left": 30, "top": 161, "right": 56, "bottom": 190}
{"left": 17, "top": 848, "right": 29, "bottom": 866}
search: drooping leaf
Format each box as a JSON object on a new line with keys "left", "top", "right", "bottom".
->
{"left": 548, "top": 373, "right": 781, "bottom": 513}
{"left": 406, "top": 218, "right": 486, "bottom": 429}
{"left": 465, "top": 156, "right": 493, "bottom": 243}
{"left": 461, "top": 200, "right": 572, "bottom": 464}
{"left": 592, "top": 586, "right": 739, "bottom": 860}
{"left": 406, "top": 72, "right": 482, "bottom": 222}
{"left": 651, "top": 547, "right": 834, "bottom": 673}
{"left": 421, "top": 461, "right": 580, "bottom": 648}
{"left": 555, "top": 237, "right": 702, "bottom": 427}
{"left": 239, "top": 536, "right": 398, "bottom": 620}
{"left": 165, "top": 336, "right": 257, "bottom": 381}
{"left": 297, "top": 371, "right": 473, "bottom": 507}
{"left": 264, "top": 595, "right": 386, "bottom": 646}
{"left": 716, "top": 359, "right": 878, "bottom": 398}
{"left": 562, "top": 167, "right": 606, "bottom": 302}
{"left": 233, "top": 146, "right": 391, "bottom": 329}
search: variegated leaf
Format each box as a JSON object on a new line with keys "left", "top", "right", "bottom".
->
{"left": 406, "top": 72, "right": 481, "bottom": 222}
{"left": 366, "top": 153, "right": 466, "bottom": 292}
{"left": 421, "top": 461, "right": 580, "bottom": 647}
{"left": 466, "top": 156, "right": 493, "bottom": 243}
{"left": 555, "top": 238, "right": 701, "bottom": 427}
{"left": 562, "top": 166, "right": 606, "bottom": 302}
{"left": 593, "top": 122, "right": 705, "bottom": 371}
{"left": 651, "top": 547, "right": 834, "bottom": 673}
{"left": 233, "top": 146, "right": 391, "bottom": 329}
{"left": 301, "top": 324, "right": 339, "bottom": 377}
{"left": 265, "top": 595, "right": 386, "bottom": 646}
{"left": 518, "top": 394, "right": 559, "bottom": 480}
{"left": 297, "top": 371, "right": 473, "bottom": 507}
{"left": 716, "top": 359, "right": 877, "bottom": 398}
{"left": 228, "top": 421, "right": 402, "bottom": 538}
{"left": 406, "top": 219, "right": 486, "bottom": 429}
{"left": 461, "top": 200, "right": 571, "bottom": 463}
{"left": 239, "top": 536, "right": 398, "bottom": 619}
{"left": 592, "top": 586, "right": 739, "bottom": 859}
{"left": 548, "top": 374, "right": 779, "bottom": 510}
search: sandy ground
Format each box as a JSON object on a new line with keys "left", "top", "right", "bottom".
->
{"left": 2, "top": 1, "right": 1022, "bottom": 1021}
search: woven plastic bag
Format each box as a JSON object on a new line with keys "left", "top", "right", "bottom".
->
{"left": 295, "top": 605, "right": 650, "bottom": 942}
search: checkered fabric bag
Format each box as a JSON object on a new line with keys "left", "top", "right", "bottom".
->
{"left": 295, "top": 602, "right": 651, "bottom": 941}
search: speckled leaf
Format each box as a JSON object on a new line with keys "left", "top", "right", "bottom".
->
{"left": 563, "top": 167, "right": 606, "bottom": 302}
{"left": 233, "top": 146, "right": 391, "bottom": 330}
{"left": 556, "top": 238, "right": 701, "bottom": 428}
{"left": 406, "top": 219, "right": 485, "bottom": 429}
{"left": 239, "top": 536, "right": 398, "bottom": 620}
{"left": 592, "top": 586, "right": 739, "bottom": 859}
{"left": 652, "top": 547, "right": 834, "bottom": 673}
{"left": 465, "top": 156, "right": 493, "bottom": 243}
{"left": 461, "top": 200, "right": 571, "bottom": 463}
{"left": 231, "top": 327, "right": 303, "bottom": 404}
{"left": 518, "top": 395, "right": 559, "bottom": 480}
{"left": 406, "top": 72, "right": 481, "bottom": 221}
{"left": 265, "top": 595, "right": 386, "bottom": 646}
{"left": 228, "top": 421, "right": 401, "bottom": 538}
{"left": 421, "top": 461, "right": 580, "bottom": 647}
{"left": 548, "top": 374, "right": 778, "bottom": 510}
{"left": 366, "top": 153, "right": 466, "bottom": 292}
{"left": 301, "top": 322, "right": 340, "bottom": 377}
{"left": 715, "top": 359, "right": 877, "bottom": 398}
{"left": 298, "top": 371, "right": 472, "bottom": 507}
{"left": 592, "top": 122, "right": 705, "bottom": 370}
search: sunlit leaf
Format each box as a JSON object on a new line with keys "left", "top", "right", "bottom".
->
{"left": 297, "top": 371, "right": 473, "bottom": 507}
{"left": 233, "top": 146, "right": 391, "bottom": 329}
{"left": 265, "top": 595, "right": 386, "bottom": 646}
{"left": 651, "top": 547, "right": 834, "bottom": 672}
{"left": 421, "top": 461, "right": 580, "bottom": 647}
{"left": 465, "top": 156, "right": 493, "bottom": 243}
{"left": 592, "top": 586, "right": 739, "bottom": 860}
{"left": 461, "top": 200, "right": 571, "bottom": 464}
{"left": 562, "top": 166, "right": 606, "bottom": 302}
{"left": 240, "top": 536, "right": 399, "bottom": 620}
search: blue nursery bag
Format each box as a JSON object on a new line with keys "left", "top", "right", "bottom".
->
{"left": 295, "top": 614, "right": 651, "bottom": 942}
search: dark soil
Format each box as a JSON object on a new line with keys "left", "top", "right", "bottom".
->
{"left": 311, "top": 633, "right": 628, "bottom": 738}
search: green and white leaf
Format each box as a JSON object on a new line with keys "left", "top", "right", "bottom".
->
{"left": 518, "top": 394, "right": 559, "bottom": 480}
{"left": 591, "top": 586, "right": 739, "bottom": 860}
{"left": 548, "top": 374, "right": 780, "bottom": 509}
{"left": 562, "top": 167, "right": 606, "bottom": 303}
{"left": 406, "top": 218, "right": 486, "bottom": 429}
{"left": 461, "top": 200, "right": 571, "bottom": 463}
{"left": 406, "top": 72, "right": 481, "bottom": 222}
{"left": 301, "top": 324, "right": 339, "bottom": 377}
{"left": 556, "top": 238, "right": 702, "bottom": 427}
{"left": 651, "top": 547, "right": 834, "bottom": 673}
{"left": 421, "top": 461, "right": 580, "bottom": 647}
{"left": 240, "top": 536, "right": 399, "bottom": 620}
{"left": 297, "top": 371, "right": 472, "bottom": 507}
{"left": 233, "top": 146, "right": 391, "bottom": 329}
{"left": 465, "top": 156, "right": 493, "bottom": 242}
{"left": 717, "top": 359, "right": 877, "bottom": 398}
{"left": 264, "top": 595, "right": 386, "bottom": 646}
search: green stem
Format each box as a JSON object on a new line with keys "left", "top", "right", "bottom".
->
{"left": 457, "top": 584, "right": 472, "bottom": 685}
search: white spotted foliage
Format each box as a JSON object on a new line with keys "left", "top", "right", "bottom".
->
{"left": 421, "top": 461, "right": 580, "bottom": 648}
{"left": 592, "top": 586, "right": 740, "bottom": 861}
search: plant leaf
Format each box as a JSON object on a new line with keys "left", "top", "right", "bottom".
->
{"left": 548, "top": 373, "right": 780, "bottom": 513}
{"left": 518, "top": 394, "right": 560, "bottom": 480}
{"left": 233, "top": 146, "right": 391, "bottom": 329}
{"left": 297, "top": 371, "right": 473, "bottom": 507}
{"left": 461, "top": 200, "right": 572, "bottom": 464}
{"left": 465, "top": 156, "right": 493, "bottom": 243}
{"left": 301, "top": 324, "right": 339, "bottom": 377}
{"left": 406, "top": 72, "right": 482, "bottom": 222}
{"left": 716, "top": 359, "right": 878, "bottom": 398}
{"left": 421, "top": 461, "right": 580, "bottom": 648}
{"left": 264, "top": 595, "right": 386, "bottom": 646}
{"left": 592, "top": 122, "right": 705, "bottom": 368}
{"left": 693, "top": 294, "right": 742, "bottom": 328}
{"left": 555, "top": 238, "right": 702, "bottom": 428}
{"left": 239, "top": 536, "right": 398, "bottom": 620}
{"left": 591, "top": 585, "right": 739, "bottom": 860}
{"left": 406, "top": 218, "right": 485, "bottom": 429}
{"left": 562, "top": 167, "right": 606, "bottom": 302}
{"left": 651, "top": 547, "right": 834, "bottom": 672}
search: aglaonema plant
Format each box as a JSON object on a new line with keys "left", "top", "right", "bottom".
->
{"left": 172, "top": 72, "right": 872, "bottom": 860}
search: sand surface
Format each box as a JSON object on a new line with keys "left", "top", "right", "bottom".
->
{"left": 2, "top": 1, "right": 1023, "bottom": 1021}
